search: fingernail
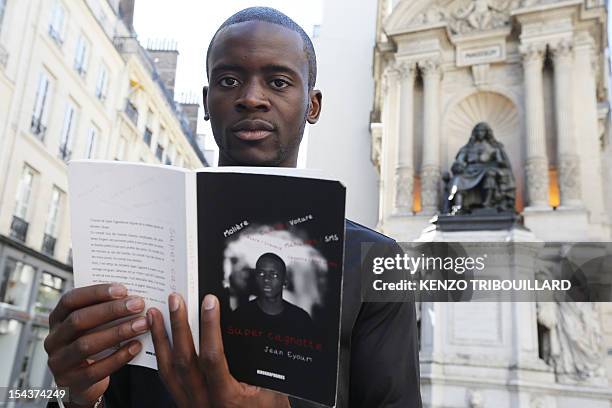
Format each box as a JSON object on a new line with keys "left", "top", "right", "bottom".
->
{"left": 131, "top": 317, "right": 148, "bottom": 332}
{"left": 126, "top": 297, "right": 144, "bottom": 312}
{"left": 128, "top": 342, "right": 142, "bottom": 355}
{"left": 169, "top": 293, "right": 180, "bottom": 312}
{"left": 203, "top": 295, "right": 216, "bottom": 311}
{"left": 109, "top": 284, "right": 127, "bottom": 298}
{"left": 146, "top": 310, "right": 153, "bottom": 327}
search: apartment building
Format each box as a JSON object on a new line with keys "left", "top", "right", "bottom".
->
{"left": 0, "top": 0, "right": 206, "bottom": 399}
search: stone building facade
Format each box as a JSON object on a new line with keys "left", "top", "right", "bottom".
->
{"left": 0, "top": 0, "right": 205, "bottom": 400}
{"left": 372, "top": 0, "right": 611, "bottom": 406}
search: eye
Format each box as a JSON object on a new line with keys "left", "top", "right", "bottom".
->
{"left": 219, "top": 77, "right": 239, "bottom": 88}
{"left": 270, "top": 78, "right": 289, "bottom": 89}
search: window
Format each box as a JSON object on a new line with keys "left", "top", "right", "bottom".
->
{"left": 14, "top": 165, "right": 34, "bottom": 220}
{"left": 31, "top": 72, "right": 51, "bottom": 140}
{"left": 35, "top": 272, "right": 64, "bottom": 314}
{"left": 115, "top": 136, "right": 127, "bottom": 160}
{"left": 85, "top": 126, "right": 97, "bottom": 159}
{"left": 73, "top": 35, "right": 89, "bottom": 77}
{"left": 166, "top": 143, "right": 175, "bottom": 165}
{"left": 95, "top": 65, "right": 108, "bottom": 101}
{"left": 0, "top": 0, "right": 7, "bottom": 31}
{"left": 44, "top": 186, "right": 62, "bottom": 238}
{"left": 144, "top": 110, "right": 154, "bottom": 146}
{"left": 155, "top": 144, "right": 164, "bottom": 161}
{"left": 58, "top": 102, "right": 77, "bottom": 162}
{"left": 0, "top": 259, "right": 35, "bottom": 309}
{"left": 48, "top": 2, "right": 66, "bottom": 45}
{"left": 156, "top": 129, "right": 167, "bottom": 161}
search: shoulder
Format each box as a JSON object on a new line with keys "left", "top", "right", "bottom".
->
{"left": 345, "top": 219, "right": 395, "bottom": 246}
{"left": 283, "top": 300, "right": 312, "bottom": 320}
{"left": 233, "top": 299, "right": 259, "bottom": 316}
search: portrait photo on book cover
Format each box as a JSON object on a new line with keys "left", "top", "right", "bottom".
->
{"left": 197, "top": 172, "right": 345, "bottom": 405}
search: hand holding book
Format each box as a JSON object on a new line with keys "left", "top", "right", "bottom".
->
{"left": 44, "top": 283, "right": 148, "bottom": 407}
{"left": 148, "top": 293, "right": 290, "bottom": 408}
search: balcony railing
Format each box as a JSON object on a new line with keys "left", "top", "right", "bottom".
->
{"left": 9, "top": 216, "right": 28, "bottom": 243}
{"left": 41, "top": 234, "right": 57, "bottom": 257}
{"left": 125, "top": 101, "right": 138, "bottom": 126}
{"left": 30, "top": 117, "right": 47, "bottom": 141}
{"left": 143, "top": 127, "right": 152, "bottom": 146}
{"left": 58, "top": 143, "right": 71, "bottom": 162}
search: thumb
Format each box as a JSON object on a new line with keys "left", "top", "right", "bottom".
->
{"left": 199, "top": 294, "right": 232, "bottom": 389}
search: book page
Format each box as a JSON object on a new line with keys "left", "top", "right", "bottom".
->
{"left": 68, "top": 161, "right": 198, "bottom": 370}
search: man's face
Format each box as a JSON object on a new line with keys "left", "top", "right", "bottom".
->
{"left": 204, "top": 21, "right": 322, "bottom": 167}
{"left": 255, "top": 257, "right": 285, "bottom": 299}
{"left": 474, "top": 125, "right": 487, "bottom": 141}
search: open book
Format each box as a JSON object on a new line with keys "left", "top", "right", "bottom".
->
{"left": 68, "top": 160, "right": 346, "bottom": 407}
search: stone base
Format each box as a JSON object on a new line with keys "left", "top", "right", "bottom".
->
{"left": 432, "top": 210, "right": 523, "bottom": 232}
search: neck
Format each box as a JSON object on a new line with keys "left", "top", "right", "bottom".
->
{"left": 257, "top": 296, "right": 284, "bottom": 315}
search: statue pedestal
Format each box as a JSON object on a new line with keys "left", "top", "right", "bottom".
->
{"left": 415, "top": 219, "right": 612, "bottom": 408}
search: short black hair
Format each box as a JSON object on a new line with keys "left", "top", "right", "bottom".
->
{"left": 206, "top": 7, "right": 317, "bottom": 90}
{"left": 256, "top": 252, "right": 287, "bottom": 276}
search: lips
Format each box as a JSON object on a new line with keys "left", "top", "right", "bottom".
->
{"left": 231, "top": 119, "right": 275, "bottom": 141}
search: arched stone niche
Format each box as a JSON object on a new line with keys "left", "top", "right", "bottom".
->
{"left": 442, "top": 91, "right": 524, "bottom": 211}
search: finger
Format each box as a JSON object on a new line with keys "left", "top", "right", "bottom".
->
{"left": 55, "top": 340, "right": 141, "bottom": 392}
{"left": 48, "top": 316, "right": 149, "bottom": 373}
{"left": 49, "top": 284, "right": 127, "bottom": 327}
{"left": 168, "top": 293, "right": 208, "bottom": 401}
{"left": 148, "top": 308, "right": 191, "bottom": 408}
{"left": 45, "top": 296, "right": 145, "bottom": 353}
{"left": 199, "top": 294, "right": 232, "bottom": 390}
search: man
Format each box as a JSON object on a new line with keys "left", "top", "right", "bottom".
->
{"left": 44, "top": 7, "right": 421, "bottom": 407}
{"left": 232, "top": 252, "right": 313, "bottom": 324}
{"left": 228, "top": 253, "right": 316, "bottom": 398}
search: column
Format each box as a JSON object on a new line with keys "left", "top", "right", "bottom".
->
{"left": 381, "top": 65, "right": 401, "bottom": 220}
{"left": 420, "top": 59, "right": 442, "bottom": 214}
{"left": 393, "top": 61, "right": 416, "bottom": 215}
{"left": 520, "top": 43, "right": 549, "bottom": 208}
{"left": 551, "top": 39, "right": 582, "bottom": 207}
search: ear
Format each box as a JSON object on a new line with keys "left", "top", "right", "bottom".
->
{"left": 202, "top": 86, "right": 210, "bottom": 121}
{"left": 306, "top": 89, "right": 322, "bottom": 124}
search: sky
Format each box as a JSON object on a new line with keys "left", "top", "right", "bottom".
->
{"left": 133, "top": 1, "right": 324, "bottom": 166}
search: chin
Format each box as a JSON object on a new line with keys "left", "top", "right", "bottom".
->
{"left": 224, "top": 150, "right": 285, "bottom": 167}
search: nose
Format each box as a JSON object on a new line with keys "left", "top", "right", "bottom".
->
{"left": 235, "top": 80, "right": 271, "bottom": 112}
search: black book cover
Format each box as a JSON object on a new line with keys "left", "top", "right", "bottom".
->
{"left": 197, "top": 171, "right": 346, "bottom": 407}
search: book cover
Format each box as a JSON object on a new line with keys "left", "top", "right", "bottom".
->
{"left": 197, "top": 172, "right": 346, "bottom": 407}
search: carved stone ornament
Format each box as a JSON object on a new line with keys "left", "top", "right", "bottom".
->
{"left": 395, "top": 61, "right": 416, "bottom": 80}
{"left": 550, "top": 39, "right": 574, "bottom": 63}
{"left": 421, "top": 165, "right": 441, "bottom": 212}
{"left": 558, "top": 153, "right": 581, "bottom": 202}
{"left": 448, "top": 0, "right": 520, "bottom": 35}
{"left": 519, "top": 43, "right": 546, "bottom": 65}
{"left": 525, "top": 157, "right": 549, "bottom": 206}
{"left": 394, "top": 166, "right": 414, "bottom": 214}
{"left": 382, "top": 65, "right": 401, "bottom": 93}
{"left": 419, "top": 59, "right": 441, "bottom": 77}
{"left": 410, "top": 5, "right": 448, "bottom": 27}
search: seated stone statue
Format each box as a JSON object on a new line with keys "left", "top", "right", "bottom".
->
{"left": 444, "top": 122, "right": 515, "bottom": 215}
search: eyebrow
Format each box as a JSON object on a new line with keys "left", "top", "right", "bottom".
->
{"left": 210, "top": 63, "right": 300, "bottom": 78}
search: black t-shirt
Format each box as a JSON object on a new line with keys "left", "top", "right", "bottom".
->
{"left": 100, "top": 220, "right": 422, "bottom": 408}
{"left": 227, "top": 299, "right": 318, "bottom": 398}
